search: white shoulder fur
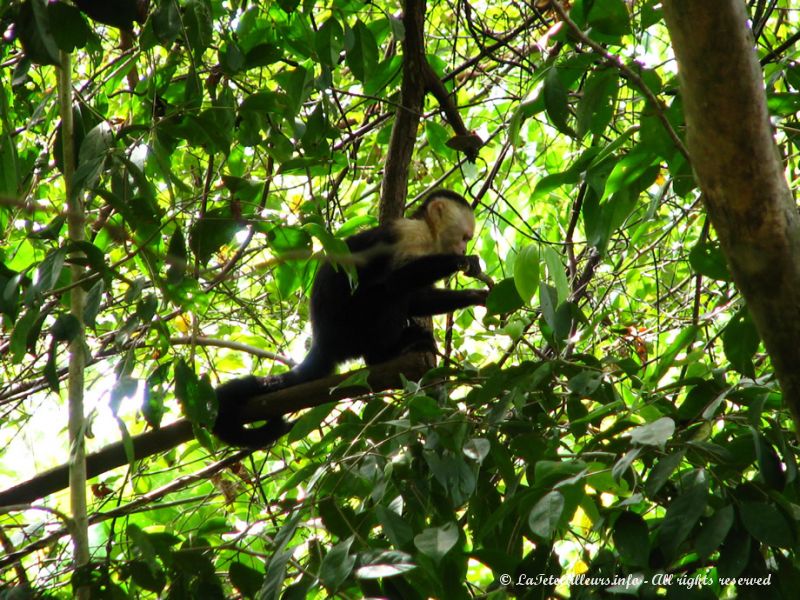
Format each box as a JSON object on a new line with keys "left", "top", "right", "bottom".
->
{"left": 391, "top": 218, "right": 435, "bottom": 263}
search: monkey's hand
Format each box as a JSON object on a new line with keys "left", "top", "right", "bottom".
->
{"left": 461, "top": 255, "right": 484, "bottom": 278}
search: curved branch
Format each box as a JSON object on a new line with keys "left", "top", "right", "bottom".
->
{"left": 169, "top": 336, "right": 295, "bottom": 366}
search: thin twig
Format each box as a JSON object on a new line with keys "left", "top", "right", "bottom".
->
{"left": 550, "top": 0, "right": 689, "bottom": 161}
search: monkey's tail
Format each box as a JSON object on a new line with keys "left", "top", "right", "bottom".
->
{"left": 213, "top": 375, "right": 293, "bottom": 448}
{"left": 212, "top": 345, "right": 336, "bottom": 448}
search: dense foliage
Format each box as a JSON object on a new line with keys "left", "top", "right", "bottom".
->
{"left": 2, "top": 0, "right": 800, "bottom": 598}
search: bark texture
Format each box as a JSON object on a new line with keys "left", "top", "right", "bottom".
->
{"left": 663, "top": 1, "right": 800, "bottom": 428}
{"left": 379, "top": 0, "right": 427, "bottom": 222}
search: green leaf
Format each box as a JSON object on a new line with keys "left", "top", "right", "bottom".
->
{"left": 219, "top": 39, "right": 246, "bottom": 74}
{"left": 136, "top": 294, "right": 157, "bottom": 322}
{"left": 752, "top": 429, "right": 786, "bottom": 491}
{"left": 531, "top": 169, "right": 581, "bottom": 203}
{"left": 424, "top": 122, "right": 454, "bottom": 159}
{"left": 533, "top": 460, "right": 587, "bottom": 487}
{"left": 128, "top": 560, "right": 166, "bottom": 593}
{"left": 67, "top": 241, "right": 108, "bottom": 281}
{"left": 47, "top": 1, "right": 91, "bottom": 52}
{"left": 717, "top": 528, "right": 750, "bottom": 579}
{"left": 276, "top": 66, "right": 311, "bottom": 117}
{"left": 601, "top": 150, "right": 655, "bottom": 200}
{"left": 26, "top": 247, "right": 67, "bottom": 303}
{"left": 612, "top": 447, "right": 640, "bottom": 482}
{"left": 485, "top": 278, "right": 525, "bottom": 315}
{"left": 645, "top": 451, "right": 685, "bottom": 498}
{"left": 656, "top": 470, "right": 708, "bottom": 559}
{"left": 189, "top": 209, "right": 241, "bottom": 267}
{"left": 30, "top": 215, "right": 66, "bottom": 240}
{"left": 768, "top": 92, "right": 800, "bottom": 117}
{"left": 543, "top": 68, "right": 575, "bottom": 137}
{"left": 722, "top": 308, "right": 760, "bottom": 378}
{"left": 424, "top": 451, "right": 475, "bottom": 505}
{"left": 166, "top": 228, "right": 187, "bottom": 285}
{"left": 542, "top": 246, "right": 569, "bottom": 306}
{"left": 355, "top": 551, "right": 416, "bottom": 579}
{"left": 11, "top": 309, "right": 39, "bottom": 363}
{"left": 320, "top": 537, "right": 357, "bottom": 590}
{"left": 539, "top": 283, "right": 558, "bottom": 340}
{"left": 185, "top": 0, "right": 213, "bottom": 57}
{"left": 0, "top": 269, "right": 23, "bottom": 319}
{"left": 73, "top": 123, "right": 114, "bottom": 200}
{"left": 408, "top": 394, "right": 442, "bottom": 421}
{"left": 230, "top": 561, "right": 264, "bottom": 599}
{"left": 513, "top": 244, "right": 540, "bottom": 304}
{"left": 528, "top": 491, "right": 565, "bottom": 539}
{"left": 315, "top": 17, "right": 344, "bottom": 67}
{"left": 0, "top": 133, "right": 19, "bottom": 197}
{"left": 259, "top": 547, "right": 294, "bottom": 600}
{"left": 739, "top": 502, "right": 794, "bottom": 548}
{"left": 288, "top": 403, "right": 337, "bottom": 442}
{"left": 586, "top": 0, "right": 632, "bottom": 38}
{"left": 277, "top": 0, "right": 301, "bottom": 12}
{"left": 376, "top": 507, "right": 414, "bottom": 549}
{"left": 152, "top": 0, "right": 181, "bottom": 46}
{"left": 613, "top": 512, "right": 649, "bottom": 567}
{"left": 414, "top": 523, "right": 459, "bottom": 563}
{"left": 269, "top": 226, "right": 313, "bottom": 255}
{"left": 566, "top": 369, "right": 603, "bottom": 397}
{"left": 463, "top": 438, "right": 491, "bottom": 464}
{"left": 44, "top": 342, "right": 58, "bottom": 392}
{"left": 649, "top": 325, "right": 699, "bottom": 384}
{"left": 576, "top": 69, "right": 619, "bottom": 139}
{"left": 629, "top": 418, "right": 675, "bottom": 448}
{"left": 695, "top": 505, "right": 734, "bottom": 559}
{"left": 677, "top": 380, "right": 721, "bottom": 421}
{"left": 174, "top": 359, "right": 210, "bottom": 424}
{"left": 689, "top": 238, "right": 732, "bottom": 281}
{"left": 50, "top": 313, "right": 80, "bottom": 343}
{"left": 17, "top": 0, "right": 60, "bottom": 66}
{"left": 346, "top": 19, "right": 378, "bottom": 82}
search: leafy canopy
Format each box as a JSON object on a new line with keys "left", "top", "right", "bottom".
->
{"left": 1, "top": 0, "right": 799, "bottom": 598}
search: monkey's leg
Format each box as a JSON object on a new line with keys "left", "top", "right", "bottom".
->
{"left": 363, "top": 323, "right": 436, "bottom": 364}
{"left": 408, "top": 288, "right": 488, "bottom": 316}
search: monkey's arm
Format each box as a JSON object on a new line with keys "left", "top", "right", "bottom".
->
{"left": 385, "top": 254, "right": 480, "bottom": 291}
{"left": 408, "top": 288, "right": 488, "bottom": 316}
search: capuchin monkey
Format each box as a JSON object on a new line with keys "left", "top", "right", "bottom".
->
{"left": 213, "top": 189, "right": 488, "bottom": 447}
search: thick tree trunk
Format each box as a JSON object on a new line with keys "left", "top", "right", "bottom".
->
{"left": 663, "top": 1, "right": 800, "bottom": 429}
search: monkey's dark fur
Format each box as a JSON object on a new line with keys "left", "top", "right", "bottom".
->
{"left": 213, "top": 190, "right": 487, "bottom": 447}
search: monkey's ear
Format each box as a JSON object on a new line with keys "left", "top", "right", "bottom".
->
{"left": 427, "top": 198, "right": 446, "bottom": 222}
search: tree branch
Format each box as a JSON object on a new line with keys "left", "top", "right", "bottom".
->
{"left": 550, "top": 0, "right": 689, "bottom": 161}
{"left": 0, "top": 353, "right": 430, "bottom": 507}
{"left": 380, "top": 0, "right": 429, "bottom": 222}
{"left": 169, "top": 336, "right": 295, "bottom": 366}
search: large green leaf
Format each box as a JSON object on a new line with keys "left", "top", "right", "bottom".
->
{"left": 414, "top": 523, "right": 459, "bottom": 564}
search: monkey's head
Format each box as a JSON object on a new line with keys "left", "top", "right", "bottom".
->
{"left": 414, "top": 190, "right": 476, "bottom": 255}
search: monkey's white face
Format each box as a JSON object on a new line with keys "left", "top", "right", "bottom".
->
{"left": 428, "top": 199, "right": 475, "bottom": 255}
